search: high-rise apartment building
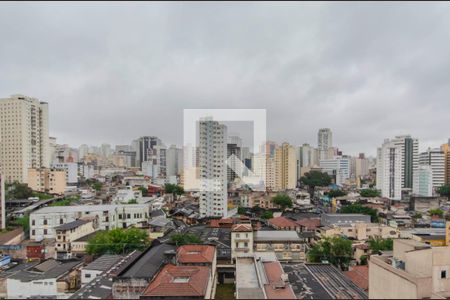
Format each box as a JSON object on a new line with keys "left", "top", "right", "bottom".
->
{"left": 199, "top": 119, "right": 227, "bottom": 217}
{"left": 442, "top": 140, "right": 450, "bottom": 184}
{"left": 318, "top": 128, "right": 333, "bottom": 161}
{"left": 419, "top": 148, "right": 445, "bottom": 193}
{"left": 0, "top": 174, "right": 5, "bottom": 230}
{"left": 166, "top": 145, "right": 183, "bottom": 177}
{"left": 227, "top": 136, "right": 242, "bottom": 184}
{"left": 28, "top": 168, "right": 67, "bottom": 195}
{"left": 320, "top": 156, "right": 351, "bottom": 186}
{"left": 376, "top": 135, "right": 419, "bottom": 200}
{"left": 137, "top": 136, "right": 162, "bottom": 167}
{"left": 0, "top": 94, "right": 50, "bottom": 183}
{"left": 413, "top": 165, "right": 433, "bottom": 197}
{"left": 274, "top": 143, "right": 297, "bottom": 190}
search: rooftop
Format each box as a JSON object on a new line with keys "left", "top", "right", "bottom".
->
{"left": 9, "top": 259, "right": 82, "bottom": 282}
{"left": 142, "top": 264, "right": 210, "bottom": 297}
{"left": 180, "top": 225, "right": 231, "bottom": 260}
{"left": 263, "top": 261, "right": 296, "bottom": 299}
{"left": 177, "top": 245, "right": 216, "bottom": 264}
{"left": 254, "top": 231, "right": 301, "bottom": 242}
{"left": 268, "top": 217, "right": 299, "bottom": 229}
{"left": 54, "top": 219, "right": 89, "bottom": 231}
{"left": 344, "top": 265, "right": 369, "bottom": 292}
{"left": 84, "top": 255, "right": 123, "bottom": 271}
{"left": 232, "top": 224, "right": 253, "bottom": 232}
{"left": 31, "top": 203, "right": 150, "bottom": 214}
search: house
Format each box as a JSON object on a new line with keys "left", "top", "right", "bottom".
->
{"left": 254, "top": 231, "right": 306, "bottom": 262}
{"left": 71, "top": 230, "right": 104, "bottom": 255}
{"left": 231, "top": 224, "right": 253, "bottom": 260}
{"left": 321, "top": 213, "right": 371, "bottom": 226}
{"left": 140, "top": 264, "right": 213, "bottom": 299}
{"left": 6, "top": 259, "right": 83, "bottom": 299}
{"left": 344, "top": 265, "right": 369, "bottom": 292}
{"left": 295, "top": 218, "right": 321, "bottom": 232}
{"left": 267, "top": 216, "right": 300, "bottom": 231}
{"left": 235, "top": 252, "right": 295, "bottom": 299}
{"left": 81, "top": 254, "right": 123, "bottom": 285}
{"left": 369, "top": 239, "right": 450, "bottom": 299}
{"left": 54, "top": 218, "right": 98, "bottom": 259}
{"left": 112, "top": 243, "right": 176, "bottom": 299}
{"left": 316, "top": 222, "right": 399, "bottom": 241}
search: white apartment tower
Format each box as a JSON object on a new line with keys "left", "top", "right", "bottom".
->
{"left": 0, "top": 95, "right": 50, "bottom": 183}
{"left": 199, "top": 119, "right": 227, "bottom": 218}
{"left": 418, "top": 148, "right": 445, "bottom": 193}
{"left": 318, "top": 128, "right": 333, "bottom": 161}
{"left": 376, "top": 135, "right": 419, "bottom": 200}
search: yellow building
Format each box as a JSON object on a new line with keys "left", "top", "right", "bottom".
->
{"left": 442, "top": 143, "right": 450, "bottom": 184}
{"left": 28, "top": 168, "right": 66, "bottom": 195}
{"left": 275, "top": 143, "right": 297, "bottom": 191}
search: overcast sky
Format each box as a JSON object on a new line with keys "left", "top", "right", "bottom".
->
{"left": 1, "top": 2, "right": 449, "bottom": 156}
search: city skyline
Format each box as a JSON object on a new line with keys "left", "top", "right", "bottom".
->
{"left": 1, "top": 3, "right": 450, "bottom": 155}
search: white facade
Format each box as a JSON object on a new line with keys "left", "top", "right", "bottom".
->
{"left": 51, "top": 163, "right": 78, "bottom": 184}
{"left": 78, "top": 163, "right": 95, "bottom": 180}
{"left": 166, "top": 145, "right": 183, "bottom": 177}
{"left": 199, "top": 119, "right": 228, "bottom": 218}
{"left": 376, "top": 135, "right": 419, "bottom": 200}
{"left": 319, "top": 157, "right": 350, "bottom": 185}
{"left": 0, "top": 94, "right": 50, "bottom": 183}
{"left": 413, "top": 165, "right": 433, "bottom": 197}
{"left": 78, "top": 144, "right": 89, "bottom": 160}
{"left": 0, "top": 174, "right": 4, "bottom": 230}
{"left": 419, "top": 148, "right": 445, "bottom": 193}
{"left": 29, "top": 204, "right": 150, "bottom": 241}
{"left": 318, "top": 128, "right": 333, "bottom": 161}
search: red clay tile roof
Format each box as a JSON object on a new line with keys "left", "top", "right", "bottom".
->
{"left": 344, "top": 265, "right": 369, "bottom": 291}
{"left": 268, "top": 217, "right": 299, "bottom": 229}
{"left": 263, "top": 261, "right": 296, "bottom": 299}
{"left": 295, "top": 218, "right": 321, "bottom": 230}
{"left": 232, "top": 223, "right": 253, "bottom": 232}
{"left": 142, "top": 264, "right": 210, "bottom": 297}
{"left": 209, "top": 218, "right": 233, "bottom": 228}
{"left": 177, "top": 245, "right": 216, "bottom": 264}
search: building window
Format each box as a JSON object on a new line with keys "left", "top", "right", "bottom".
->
{"left": 44, "top": 229, "right": 47, "bottom": 235}
{"left": 85, "top": 273, "right": 91, "bottom": 278}
{"left": 441, "top": 270, "right": 447, "bottom": 279}
{"left": 32, "top": 220, "right": 35, "bottom": 226}
{"left": 236, "top": 234, "right": 240, "bottom": 238}
{"left": 60, "top": 219, "right": 64, "bottom": 224}
{"left": 43, "top": 219, "right": 48, "bottom": 225}
{"left": 32, "top": 230, "right": 35, "bottom": 236}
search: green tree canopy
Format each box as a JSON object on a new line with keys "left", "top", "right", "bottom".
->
{"left": 368, "top": 237, "right": 393, "bottom": 254}
{"left": 272, "top": 194, "right": 293, "bottom": 210}
{"left": 237, "top": 207, "right": 246, "bottom": 215}
{"left": 86, "top": 228, "right": 150, "bottom": 255}
{"left": 307, "top": 236, "right": 353, "bottom": 270}
{"left": 138, "top": 186, "right": 149, "bottom": 197}
{"left": 325, "top": 190, "right": 347, "bottom": 198}
{"left": 300, "top": 171, "right": 332, "bottom": 198}
{"left": 170, "top": 233, "right": 202, "bottom": 246}
{"left": 6, "top": 182, "right": 33, "bottom": 200}
{"left": 164, "top": 184, "right": 184, "bottom": 200}
{"left": 438, "top": 184, "right": 450, "bottom": 200}
{"left": 360, "top": 189, "right": 381, "bottom": 198}
{"left": 339, "top": 203, "right": 379, "bottom": 222}
{"left": 429, "top": 208, "right": 444, "bottom": 218}
{"left": 261, "top": 210, "right": 274, "bottom": 219}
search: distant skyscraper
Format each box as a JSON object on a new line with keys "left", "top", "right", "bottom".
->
{"left": 318, "top": 128, "right": 333, "bottom": 160}
{"left": 275, "top": 143, "right": 297, "bottom": 190}
{"left": 0, "top": 94, "right": 50, "bottom": 183}
{"left": 320, "top": 156, "right": 351, "bottom": 186}
{"left": 137, "top": 136, "right": 162, "bottom": 167}
{"left": 227, "top": 136, "right": 242, "bottom": 184}
{"left": 419, "top": 148, "right": 445, "bottom": 193}
{"left": 166, "top": 145, "right": 183, "bottom": 177}
{"left": 413, "top": 165, "right": 433, "bottom": 197}
{"left": 442, "top": 140, "right": 450, "bottom": 184}
{"left": 376, "top": 135, "right": 419, "bottom": 200}
{"left": 199, "top": 119, "right": 227, "bottom": 217}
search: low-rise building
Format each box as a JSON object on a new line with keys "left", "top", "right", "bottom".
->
{"left": 6, "top": 259, "right": 83, "bottom": 299}
{"left": 316, "top": 222, "right": 399, "bottom": 241}
{"left": 254, "top": 231, "right": 306, "bottom": 262}
{"left": 27, "top": 168, "right": 67, "bottom": 195}
{"left": 267, "top": 216, "right": 300, "bottom": 231}
{"left": 29, "top": 203, "right": 150, "bottom": 240}
{"left": 54, "top": 218, "right": 98, "bottom": 259}
{"left": 81, "top": 255, "right": 123, "bottom": 285}
{"left": 321, "top": 213, "right": 371, "bottom": 226}
{"left": 231, "top": 224, "right": 253, "bottom": 259}
{"left": 369, "top": 239, "right": 450, "bottom": 299}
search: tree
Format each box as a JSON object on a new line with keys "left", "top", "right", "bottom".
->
{"left": 14, "top": 215, "right": 30, "bottom": 233}
{"left": 164, "top": 184, "right": 184, "bottom": 201}
{"left": 412, "top": 212, "right": 422, "bottom": 220}
{"left": 86, "top": 228, "right": 150, "bottom": 255}
{"left": 307, "top": 236, "right": 353, "bottom": 270}
{"left": 272, "top": 194, "right": 293, "bottom": 210}
{"left": 429, "top": 209, "right": 444, "bottom": 218}
{"left": 325, "top": 190, "right": 347, "bottom": 198}
{"left": 339, "top": 203, "right": 379, "bottom": 222}
{"left": 438, "top": 184, "right": 450, "bottom": 201}
{"left": 6, "top": 182, "right": 33, "bottom": 200}
{"left": 368, "top": 237, "right": 393, "bottom": 253}
{"left": 360, "top": 189, "right": 381, "bottom": 198}
{"left": 237, "top": 207, "right": 246, "bottom": 215}
{"left": 300, "top": 171, "right": 332, "bottom": 199}
{"left": 170, "top": 233, "right": 202, "bottom": 246}
{"left": 261, "top": 210, "right": 274, "bottom": 219}
{"left": 138, "top": 186, "right": 149, "bottom": 197}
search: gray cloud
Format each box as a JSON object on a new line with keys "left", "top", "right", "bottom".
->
{"left": 1, "top": 2, "right": 449, "bottom": 156}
